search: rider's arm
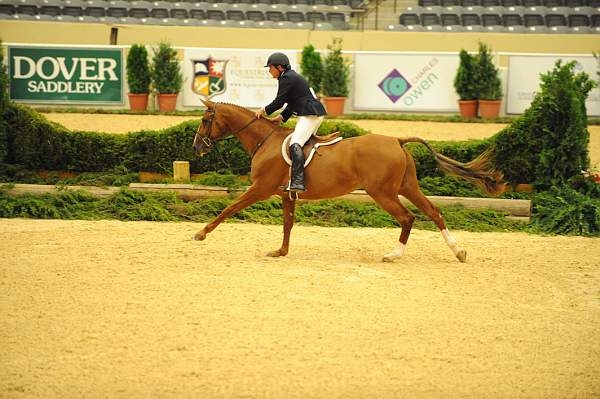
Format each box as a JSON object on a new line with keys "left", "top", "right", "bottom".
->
{"left": 264, "top": 74, "right": 292, "bottom": 116}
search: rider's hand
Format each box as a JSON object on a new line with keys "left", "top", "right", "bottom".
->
{"left": 255, "top": 108, "right": 265, "bottom": 119}
{"left": 269, "top": 115, "right": 284, "bottom": 125}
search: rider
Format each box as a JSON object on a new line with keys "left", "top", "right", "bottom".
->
{"left": 255, "top": 52, "right": 327, "bottom": 193}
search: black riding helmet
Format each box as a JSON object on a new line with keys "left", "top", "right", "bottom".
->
{"left": 265, "top": 52, "right": 290, "bottom": 68}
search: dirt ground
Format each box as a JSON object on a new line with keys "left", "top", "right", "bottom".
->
{"left": 43, "top": 113, "right": 600, "bottom": 167}
{"left": 1, "top": 218, "right": 599, "bottom": 398}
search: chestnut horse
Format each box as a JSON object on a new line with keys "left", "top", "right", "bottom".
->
{"left": 193, "top": 100, "right": 504, "bottom": 262}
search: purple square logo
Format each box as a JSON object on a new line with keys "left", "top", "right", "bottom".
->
{"left": 378, "top": 69, "right": 411, "bottom": 103}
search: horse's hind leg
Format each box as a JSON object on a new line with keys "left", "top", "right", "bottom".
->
{"left": 366, "top": 189, "right": 415, "bottom": 262}
{"left": 402, "top": 189, "right": 467, "bottom": 263}
{"left": 267, "top": 197, "right": 296, "bottom": 257}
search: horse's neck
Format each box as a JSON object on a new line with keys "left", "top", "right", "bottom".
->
{"left": 225, "top": 107, "right": 280, "bottom": 154}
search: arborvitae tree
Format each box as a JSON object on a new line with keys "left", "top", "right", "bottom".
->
{"left": 0, "top": 41, "right": 9, "bottom": 162}
{"left": 126, "top": 44, "right": 151, "bottom": 94}
{"left": 322, "top": 38, "right": 349, "bottom": 98}
{"left": 491, "top": 61, "right": 595, "bottom": 188}
{"left": 300, "top": 44, "right": 324, "bottom": 95}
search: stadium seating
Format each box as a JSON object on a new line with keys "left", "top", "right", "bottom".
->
{"left": 0, "top": 0, "right": 364, "bottom": 29}
{"left": 398, "top": 0, "right": 599, "bottom": 33}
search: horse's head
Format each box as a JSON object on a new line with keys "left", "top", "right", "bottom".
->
{"left": 193, "top": 99, "right": 228, "bottom": 157}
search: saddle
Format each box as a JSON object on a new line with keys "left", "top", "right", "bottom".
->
{"left": 281, "top": 132, "right": 343, "bottom": 167}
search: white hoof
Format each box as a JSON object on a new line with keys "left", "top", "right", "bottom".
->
{"left": 382, "top": 243, "right": 405, "bottom": 263}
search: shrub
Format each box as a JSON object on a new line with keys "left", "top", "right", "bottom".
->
{"left": 476, "top": 42, "right": 502, "bottom": 100}
{"left": 490, "top": 61, "right": 595, "bottom": 188}
{"left": 300, "top": 44, "right": 324, "bottom": 95}
{"left": 151, "top": 41, "right": 183, "bottom": 94}
{"left": 454, "top": 50, "right": 478, "bottom": 100}
{"left": 0, "top": 40, "right": 9, "bottom": 162}
{"left": 531, "top": 186, "right": 600, "bottom": 236}
{"left": 126, "top": 44, "right": 151, "bottom": 94}
{"left": 322, "top": 37, "right": 350, "bottom": 97}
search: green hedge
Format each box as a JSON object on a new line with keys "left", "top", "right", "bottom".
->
{"left": 4, "top": 103, "right": 496, "bottom": 179}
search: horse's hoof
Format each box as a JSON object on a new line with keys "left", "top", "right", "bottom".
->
{"left": 382, "top": 255, "right": 396, "bottom": 263}
{"left": 266, "top": 249, "right": 286, "bottom": 257}
{"left": 456, "top": 250, "right": 467, "bottom": 263}
{"left": 194, "top": 231, "right": 206, "bottom": 241}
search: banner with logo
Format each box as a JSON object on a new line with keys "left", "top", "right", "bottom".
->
{"left": 182, "top": 48, "right": 298, "bottom": 109}
{"left": 8, "top": 45, "right": 123, "bottom": 104}
{"left": 352, "top": 53, "right": 460, "bottom": 112}
{"left": 506, "top": 55, "right": 600, "bottom": 116}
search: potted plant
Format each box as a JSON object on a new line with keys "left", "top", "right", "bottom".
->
{"left": 453, "top": 49, "right": 478, "bottom": 118}
{"left": 476, "top": 42, "right": 503, "bottom": 119}
{"left": 151, "top": 41, "right": 183, "bottom": 112}
{"left": 300, "top": 44, "right": 323, "bottom": 97}
{"left": 126, "top": 44, "right": 151, "bottom": 111}
{"left": 322, "top": 37, "right": 350, "bottom": 117}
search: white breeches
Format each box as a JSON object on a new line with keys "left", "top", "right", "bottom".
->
{"left": 290, "top": 115, "right": 325, "bottom": 146}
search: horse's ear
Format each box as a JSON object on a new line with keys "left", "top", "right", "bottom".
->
{"left": 201, "top": 99, "right": 215, "bottom": 109}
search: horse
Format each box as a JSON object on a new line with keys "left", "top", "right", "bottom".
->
{"left": 192, "top": 100, "right": 505, "bottom": 263}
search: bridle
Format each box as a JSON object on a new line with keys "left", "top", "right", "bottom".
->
{"left": 197, "top": 107, "right": 258, "bottom": 150}
{"left": 196, "top": 106, "right": 277, "bottom": 171}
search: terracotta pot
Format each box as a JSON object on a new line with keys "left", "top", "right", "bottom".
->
{"left": 457, "top": 99, "right": 478, "bottom": 119}
{"left": 128, "top": 93, "right": 149, "bottom": 111}
{"left": 323, "top": 96, "right": 346, "bottom": 117}
{"left": 478, "top": 99, "right": 502, "bottom": 119}
{"left": 157, "top": 93, "right": 178, "bottom": 112}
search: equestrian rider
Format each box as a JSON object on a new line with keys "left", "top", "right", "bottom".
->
{"left": 255, "top": 52, "right": 327, "bottom": 193}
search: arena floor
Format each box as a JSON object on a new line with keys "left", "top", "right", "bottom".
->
{"left": 43, "top": 113, "right": 600, "bottom": 167}
{"left": 1, "top": 219, "right": 599, "bottom": 398}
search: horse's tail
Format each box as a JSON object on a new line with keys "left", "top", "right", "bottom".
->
{"left": 398, "top": 137, "right": 506, "bottom": 196}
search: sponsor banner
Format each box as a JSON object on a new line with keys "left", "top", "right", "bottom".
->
{"left": 183, "top": 48, "right": 298, "bottom": 108}
{"left": 353, "top": 53, "right": 460, "bottom": 112}
{"left": 8, "top": 45, "right": 123, "bottom": 104}
{"left": 506, "top": 55, "right": 600, "bottom": 116}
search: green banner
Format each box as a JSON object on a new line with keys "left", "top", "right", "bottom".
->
{"left": 8, "top": 46, "right": 123, "bottom": 103}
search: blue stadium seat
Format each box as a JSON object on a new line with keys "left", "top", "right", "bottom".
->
{"left": 84, "top": 0, "right": 108, "bottom": 17}
{"left": 189, "top": 8, "right": 206, "bottom": 18}
{"left": 245, "top": 9, "right": 265, "bottom": 20}
{"left": 106, "top": 0, "right": 128, "bottom": 18}
{"left": 206, "top": 9, "right": 225, "bottom": 19}
{"left": 564, "top": 0, "right": 585, "bottom": 6}
{"left": 399, "top": 12, "right": 420, "bottom": 24}
{"left": 265, "top": 9, "right": 284, "bottom": 20}
{"left": 306, "top": 10, "right": 326, "bottom": 21}
{"left": 226, "top": 9, "right": 244, "bottom": 19}
{"left": 286, "top": 10, "right": 305, "bottom": 21}
{"left": 327, "top": 11, "right": 348, "bottom": 28}
{"left": 461, "top": 0, "right": 480, "bottom": 6}
{"left": 40, "top": 4, "right": 61, "bottom": 16}
{"left": 461, "top": 12, "right": 481, "bottom": 25}
{"left": 420, "top": 12, "right": 441, "bottom": 24}
{"left": 0, "top": 2, "right": 16, "bottom": 15}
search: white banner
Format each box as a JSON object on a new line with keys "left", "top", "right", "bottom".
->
{"left": 182, "top": 48, "right": 298, "bottom": 109}
{"left": 506, "top": 55, "right": 600, "bottom": 116}
{"left": 352, "top": 53, "right": 460, "bottom": 112}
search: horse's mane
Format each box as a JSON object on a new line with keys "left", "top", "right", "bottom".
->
{"left": 216, "top": 102, "right": 292, "bottom": 134}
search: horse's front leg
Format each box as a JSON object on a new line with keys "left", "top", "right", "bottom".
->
{"left": 267, "top": 196, "right": 296, "bottom": 257}
{"left": 194, "top": 186, "right": 270, "bottom": 241}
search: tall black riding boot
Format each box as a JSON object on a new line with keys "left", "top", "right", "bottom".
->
{"left": 288, "top": 143, "right": 306, "bottom": 192}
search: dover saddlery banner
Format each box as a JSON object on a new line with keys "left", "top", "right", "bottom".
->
{"left": 353, "top": 53, "right": 460, "bottom": 112}
{"left": 182, "top": 48, "right": 298, "bottom": 109}
{"left": 8, "top": 45, "right": 123, "bottom": 104}
{"left": 506, "top": 55, "right": 600, "bottom": 116}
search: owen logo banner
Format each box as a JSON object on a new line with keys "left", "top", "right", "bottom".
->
{"left": 8, "top": 45, "right": 123, "bottom": 104}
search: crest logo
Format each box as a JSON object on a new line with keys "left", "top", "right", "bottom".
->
{"left": 192, "top": 57, "right": 228, "bottom": 99}
{"left": 378, "top": 69, "right": 411, "bottom": 103}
